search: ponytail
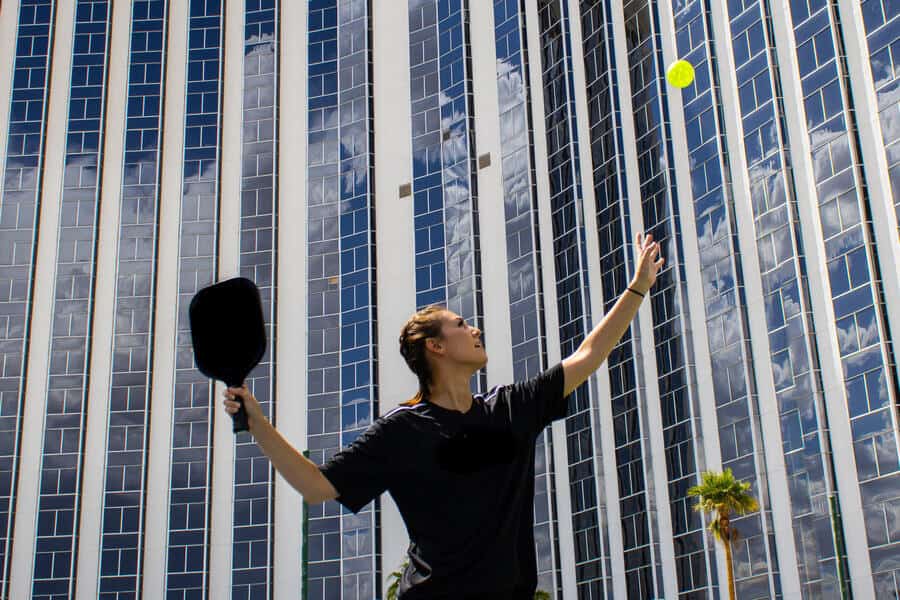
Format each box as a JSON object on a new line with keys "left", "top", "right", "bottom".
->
{"left": 401, "top": 390, "right": 425, "bottom": 407}
{"left": 398, "top": 305, "right": 446, "bottom": 406}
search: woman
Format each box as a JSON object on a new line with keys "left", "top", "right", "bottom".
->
{"left": 223, "top": 233, "right": 664, "bottom": 599}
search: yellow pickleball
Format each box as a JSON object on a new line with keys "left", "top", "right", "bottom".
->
{"left": 666, "top": 59, "right": 695, "bottom": 88}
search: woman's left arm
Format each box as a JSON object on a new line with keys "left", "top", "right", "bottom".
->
{"left": 561, "top": 232, "right": 664, "bottom": 397}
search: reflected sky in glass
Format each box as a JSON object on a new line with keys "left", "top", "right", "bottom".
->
{"left": 166, "top": 0, "right": 220, "bottom": 597}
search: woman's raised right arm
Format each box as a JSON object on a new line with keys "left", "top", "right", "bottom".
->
{"left": 223, "top": 386, "right": 338, "bottom": 504}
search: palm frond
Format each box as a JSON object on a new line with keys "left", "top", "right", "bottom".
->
{"left": 687, "top": 469, "right": 759, "bottom": 541}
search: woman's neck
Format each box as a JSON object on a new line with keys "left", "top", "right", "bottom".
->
{"left": 428, "top": 376, "right": 474, "bottom": 413}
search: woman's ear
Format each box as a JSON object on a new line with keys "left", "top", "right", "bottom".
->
{"left": 425, "top": 337, "right": 442, "bottom": 354}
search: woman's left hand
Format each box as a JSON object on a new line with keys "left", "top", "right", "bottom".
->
{"left": 631, "top": 231, "right": 665, "bottom": 294}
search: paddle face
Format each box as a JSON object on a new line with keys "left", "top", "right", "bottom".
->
{"left": 189, "top": 277, "right": 266, "bottom": 432}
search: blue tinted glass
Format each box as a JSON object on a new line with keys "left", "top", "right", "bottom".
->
{"left": 494, "top": 0, "right": 558, "bottom": 590}
{"left": 0, "top": 0, "right": 56, "bottom": 584}
{"left": 165, "top": 0, "right": 221, "bottom": 596}
{"left": 306, "top": 0, "right": 378, "bottom": 597}
{"left": 538, "top": 0, "right": 615, "bottom": 594}
{"left": 99, "top": 3, "right": 166, "bottom": 596}
{"left": 33, "top": 3, "right": 111, "bottom": 597}
{"left": 234, "top": 0, "right": 279, "bottom": 588}
{"left": 407, "top": 0, "right": 485, "bottom": 392}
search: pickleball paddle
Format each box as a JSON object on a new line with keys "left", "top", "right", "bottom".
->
{"left": 189, "top": 276, "right": 266, "bottom": 433}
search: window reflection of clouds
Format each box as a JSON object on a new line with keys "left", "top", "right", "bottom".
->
{"left": 862, "top": 5, "right": 900, "bottom": 215}
{"left": 443, "top": 142, "right": 468, "bottom": 173}
{"left": 493, "top": 10, "right": 547, "bottom": 530}
{"left": 408, "top": 0, "right": 482, "bottom": 340}
{"left": 496, "top": 58, "right": 525, "bottom": 109}
{"left": 235, "top": 0, "right": 280, "bottom": 574}
{"left": 165, "top": 0, "right": 223, "bottom": 595}
{"left": 836, "top": 315, "right": 860, "bottom": 354}
{"left": 793, "top": 47, "right": 890, "bottom": 473}
{"left": 771, "top": 348, "right": 794, "bottom": 390}
{"left": 308, "top": 0, "right": 378, "bottom": 592}
{"left": 731, "top": 56, "right": 846, "bottom": 581}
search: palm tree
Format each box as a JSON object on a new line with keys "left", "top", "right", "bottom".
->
{"left": 688, "top": 469, "right": 759, "bottom": 600}
{"left": 384, "top": 558, "right": 553, "bottom": 599}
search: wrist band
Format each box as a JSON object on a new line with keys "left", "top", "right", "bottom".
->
{"left": 626, "top": 286, "right": 645, "bottom": 298}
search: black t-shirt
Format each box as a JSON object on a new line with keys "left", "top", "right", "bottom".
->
{"left": 318, "top": 363, "right": 568, "bottom": 599}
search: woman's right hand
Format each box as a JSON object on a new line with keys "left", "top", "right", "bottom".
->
{"left": 222, "top": 384, "right": 266, "bottom": 433}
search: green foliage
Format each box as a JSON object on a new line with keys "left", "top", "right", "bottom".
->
{"left": 688, "top": 468, "right": 759, "bottom": 600}
{"left": 385, "top": 559, "right": 408, "bottom": 600}
{"left": 688, "top": 468, "right": 759, "bottom": 542}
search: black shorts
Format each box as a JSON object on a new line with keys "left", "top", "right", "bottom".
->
{"left": 402, "top": 585, "right": 534, "bottom": 600}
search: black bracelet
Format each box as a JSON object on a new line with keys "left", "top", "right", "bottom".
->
{"left": 626, "top": 286, "right": 645, "bottom": 298}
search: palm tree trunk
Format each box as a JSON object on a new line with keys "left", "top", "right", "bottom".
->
{"left": 724, "top": 537, "right": 736, "bottom": 600}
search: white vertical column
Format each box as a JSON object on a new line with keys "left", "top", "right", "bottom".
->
{"left": 74, "top": 0, "right": 131, "bottom": 595}
{"left": 207, "top": 0, "right": 243, "bottom": 596}
{"left": 8, "top": 1, "right": 75, "bottom": 596}
{"left": 522, "top": 1, "right": 576, "bottom": 597}
{"left": 273, "top": 0, "right": 307, "bottom": 598}
{"left": 0, "top": 0, "right": 18, "bottom": 150}
{"left": 372, "top": 0, "right": 416, "bottom": 588}
{"left": 836, "top": 1, "right": 900, "bottom": 383}
{"left": 769, "top": 1, "right": 875, "bottom": 596}
{"left": 142, "top": 1, "right": 188, "bottom": 597}
{"left": 565, "top": 1, "right": 626, "bottom": 597}
{"left": 607, "top": 1, "right": 678, "bottom": 598}
{"left": 468, "top": 0, "right": 514, "bottom": 388}
{"left": 705, "top": 1, "right": 803, "bottom": 597}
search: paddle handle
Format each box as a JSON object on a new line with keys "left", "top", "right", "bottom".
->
{"left": 231, "top": 399, "right": 249, "bottom": 433}
{"left": 228, "top": 381, "right": 249, "bottom": 433}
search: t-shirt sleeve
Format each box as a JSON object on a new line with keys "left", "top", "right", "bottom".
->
{"left": 506, "top": 362, "right": 568, "bottom": 438}
{"left": 317, "top": 419, "right": 395, "bottom": 514}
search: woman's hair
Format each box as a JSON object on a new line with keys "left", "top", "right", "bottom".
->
{"left": 398, "top": 304, "right": 446, "bottom": 406}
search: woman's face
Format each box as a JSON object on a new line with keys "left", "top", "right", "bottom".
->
{"left": 432, "top": 311, "right": 487, "bottom": 369}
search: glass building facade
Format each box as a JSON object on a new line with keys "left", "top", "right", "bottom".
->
{"left": 537, "top": 1, "right": 613, "bottom": 597}
{"left": 33, "top": 2, "right": 110, "bottom": 598}
{"left": 724, "top": 1, "right": 847, "bottom": 597}
{"left": 0, "top": 0, "right": 898, "bottom": 599}
{"left": 492, "top": 0, "right": 560, "bottom": 594}
{"left": 407, "top": 0, "right": 486, "bottom": 398}
{"left": 580, "top": 1, "right": 662, "bottom": 596}
{"left": 306, "top": 0, "right": 379, "bottom": 598}
{"left": 103, "top": 1, "right": 165, "bottom": 597}
{"left": 167, "top": 0, "right": 221, "bottom": 598}
{"left": 233, "top": 0, "right": 278, "bottom": 597}
{"left": 0, "top": 1, "right": 55, "bottom": 597}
